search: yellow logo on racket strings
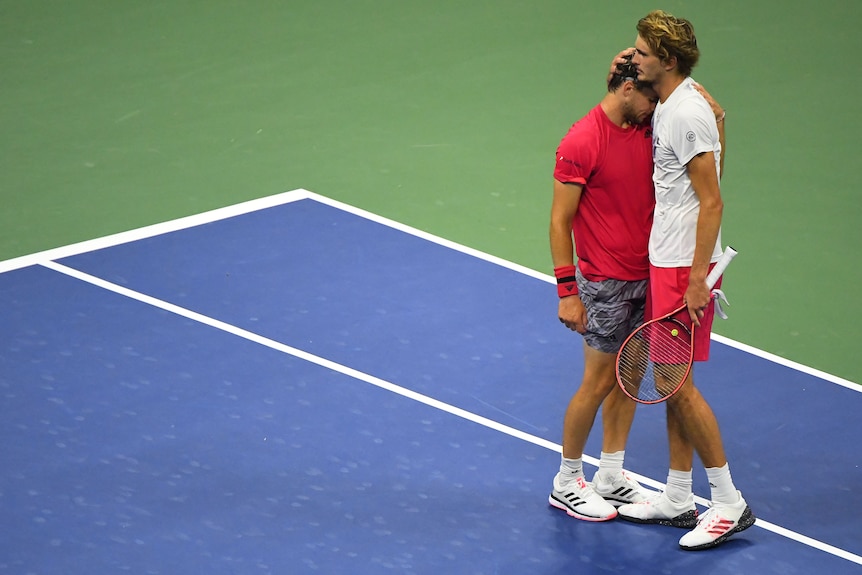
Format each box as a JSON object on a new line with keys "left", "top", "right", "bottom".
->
{"left": 671, "top": 328, "right": 679, "bottom": 337}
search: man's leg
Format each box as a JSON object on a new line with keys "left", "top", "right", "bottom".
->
{"left": 561, "top": 344, "right": 617, "bottom": 459}
{"left": 662, "top": 378, "right": 756, "bottom": 550}
{"left": 617, "top": 369, "right": 755, "bottom": 547}
{"left": 663, "top": 393, "right": 695, "bottom": 508}
{"left": 667, "top": 378, "right": 747, "bottom": 508}
{"left": 557, "top": 344, "right": 650, "bottom": 509}
{"left": 666, "top": 378, "right": 726, "bottom": 468}
{"left": 590, "top": 381, "right": 652, "bottom": 506}
{"left": 615, "top": 374, "right": 699, "bottom": 528}
{"left": 550, "top": 344, "right": 620, "bottom": 521}
{"left": 599, "top": 384, "right": 636, "bottom": 454}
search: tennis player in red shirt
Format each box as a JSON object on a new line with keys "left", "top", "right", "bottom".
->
{"left": 548, "top": 56, "right": 659, "bottom": 521}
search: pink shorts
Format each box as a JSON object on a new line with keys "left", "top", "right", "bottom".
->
{"left": 645, "top": 264, "right": 723, "bottom": 362}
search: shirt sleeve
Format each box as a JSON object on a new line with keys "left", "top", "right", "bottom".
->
{"left": 553, "top": 121, "right": 598, "bottom": 185}
{"left": 671, "top": 100, "right": 716, "bottom": 167}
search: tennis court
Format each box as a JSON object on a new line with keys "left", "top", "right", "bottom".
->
{"left": 1, "top": 190, "right": 859, "bottom": 573}
{"left": 3, "top": 2, "right": 861, "bottom": 572}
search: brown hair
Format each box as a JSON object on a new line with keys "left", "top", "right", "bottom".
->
{"left": 637, "top": 10, "right": 700, "bottom": 76}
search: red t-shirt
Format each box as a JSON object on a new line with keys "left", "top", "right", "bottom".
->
{"left": 554, "top": 105, "right": 654, "bottom": 281}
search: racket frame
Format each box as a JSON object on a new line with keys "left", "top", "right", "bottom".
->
{"left": 614, "top": 246, "right": 737, "bottom": 405}
{"left": 615, "top": 307, "right": 694, "bottom": 404}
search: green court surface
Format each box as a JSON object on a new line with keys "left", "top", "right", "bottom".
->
{"left": 2, "top": 1, "right": 860, "bottom": 384}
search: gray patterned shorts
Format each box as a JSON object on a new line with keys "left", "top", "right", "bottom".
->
{"left": 576, "top": 267, "right": 647, "bottom": 354}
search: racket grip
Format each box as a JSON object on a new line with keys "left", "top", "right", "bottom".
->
{"left": 705, "top": 246, "right": 737, "bottom": 289}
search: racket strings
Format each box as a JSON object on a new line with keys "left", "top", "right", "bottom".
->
{"left": 617, "top": 319, "right": 693, "bottom": 403}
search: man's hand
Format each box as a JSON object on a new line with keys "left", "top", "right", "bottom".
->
{"left": 684, "top": 279, "right": 712, "bottom": 327}
{"left": 607, "top": 47, "right": 636, "bottom": 83}
{"left": 558, "top": 295, "right": 588, "bottom": 333}
{"left": 692, "top": 81, "right": 725, "bottom": 123}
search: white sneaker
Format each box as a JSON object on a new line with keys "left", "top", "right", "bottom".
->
{"left": 617, "top": 491, "right": 698, "bottom": 528}
{"left": 549, "top": 473, "right": 617, "bottom": 521}
{"left": 678, "top": 492, "right": 756, "bottom": 550}
{"left": 592, "top": 469, "right": 653, "bottom": 507}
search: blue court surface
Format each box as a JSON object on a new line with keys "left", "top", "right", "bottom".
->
{"left": 1, "top": 189, "right": 860, "bottom": 574}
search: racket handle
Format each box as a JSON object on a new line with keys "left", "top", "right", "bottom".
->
{"left": 705, "top": 246, "right": 738, "bottom": 289}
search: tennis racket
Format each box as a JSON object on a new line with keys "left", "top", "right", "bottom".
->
{"left": 615, "top": 246, "right": 738, "bottom": 404}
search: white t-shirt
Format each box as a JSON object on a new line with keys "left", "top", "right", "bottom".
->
{"left": 649, "top": 77, "right": 723, "bottom": 268}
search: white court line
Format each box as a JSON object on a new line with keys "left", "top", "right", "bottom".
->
{"left": 34, "top": 260, "right": 862, "bottom": 566}
{"left": 305, "top": 191, "right": 862, "bottom": 393}
{"left": 0, "top": 189, "right": 316, "bottom": 275}
{"left": 0, "top": 187, "right": 856, "bottom": 391}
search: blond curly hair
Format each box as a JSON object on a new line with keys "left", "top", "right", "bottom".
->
{"left": 637, "top": 10, "right": 700, "bottom": 76}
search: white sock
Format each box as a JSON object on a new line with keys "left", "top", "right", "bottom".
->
{"left": 706, "top": 463, "right": 739, "bottom": 505}
{"left": 596, "top": 450, "right": 625, "bottom": 482}
{"left": 559, "top": 457, "right": 583, "bottom": 483}
{"left": 665, "top": 469, "right": 693, "bottom": 504}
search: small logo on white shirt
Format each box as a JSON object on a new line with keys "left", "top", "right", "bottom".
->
{"left": 686, "top": 131, "right": 696, "bottom": 142}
